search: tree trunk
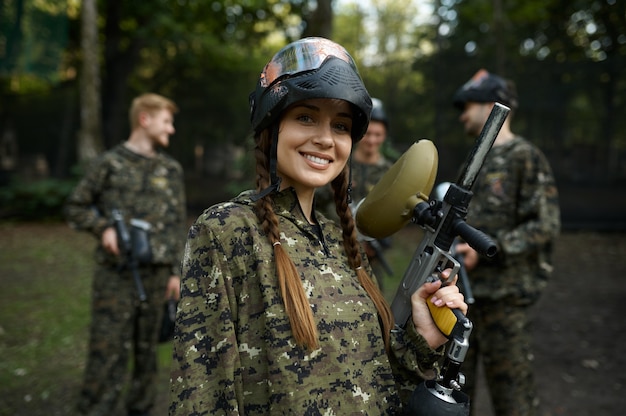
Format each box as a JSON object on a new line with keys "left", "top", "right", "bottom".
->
{"left": 302, "top": 0, "right": 333, "bottom": 38}
{"left": 101, "top": 1, "right": 143, "bottom": 148}
{"left": 78, "top": 0, "right": 103, "bottom": 165}
{"left": 492, "top": 0, "right": 506, "bottom": 74}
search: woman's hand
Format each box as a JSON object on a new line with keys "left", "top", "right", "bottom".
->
{"left": 410, "top": 270, "right": 468, "bottom": 349}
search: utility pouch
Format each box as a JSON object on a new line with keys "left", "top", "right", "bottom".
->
{"left": 130, "top": 218, "right": 153, "bottom": 264}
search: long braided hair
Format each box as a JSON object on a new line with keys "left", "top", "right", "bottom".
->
{"left": 253, "top": 128, "right": 394, "bottom": 351}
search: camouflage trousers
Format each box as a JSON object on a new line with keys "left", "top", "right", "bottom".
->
{"left": 76, "top": 262, "right": 170, "bottom": 416}
{"left": 462, "top": 298, "right": 539, "bottom": 416}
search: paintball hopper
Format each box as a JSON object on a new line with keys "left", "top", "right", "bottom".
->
{"left": 355, "top": 140, "right": 438, "bottom": 239}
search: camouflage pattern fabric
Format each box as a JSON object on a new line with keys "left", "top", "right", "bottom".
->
{"left": 65, "top": 144, "right": 187, "bottom": 415}
{"left": 462, "top": 135, "right": 560, "bottom": 416}
{"left": 65, "top": 144, "right": 187, "bottom": 275}
{"left": 462, "top": 300, "right": 537, "bottom": 416}
{"left": 350, "top": 157, "right": 394, "bottom": 206}
{"left": 77, "top": 264, "right": 171, "bottom": 416}
{"left": 350, "top": 157, "right": 396, "bottom": 287}
{"left": 170, "top": 188, "right": 443, "bottom": 415}
{"left": 465, "top": 135, "right": 560, "bottom": 303}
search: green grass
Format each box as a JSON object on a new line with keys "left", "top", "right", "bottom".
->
{"left": 0, "top": 222, "right": 92, "bottom": 415}
{"left": 0, "top": 222, "right": 174, "bottom": 415}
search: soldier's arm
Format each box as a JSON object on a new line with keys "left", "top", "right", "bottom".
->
{"left": 172, "top": 162, "right": 188, "bottom": 275}
{"left": 496, "top": 145, "right": 560, "bottom": 257}
{"left": 64, "top": 157, "right": 112, "bottom": 238}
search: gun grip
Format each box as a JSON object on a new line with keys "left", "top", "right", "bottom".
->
{"left": 426, "top": 294, "right": 459, "bottom": 337}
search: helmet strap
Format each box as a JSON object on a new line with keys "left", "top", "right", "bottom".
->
{"left": 347, "top": 152, "right": 353, "bottom": 204}
{"left": 251, "top": 126, "right": 282, "bottom": 202}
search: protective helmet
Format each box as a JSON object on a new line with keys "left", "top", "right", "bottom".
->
{"left": 249, "top": 37, "right": 373, "bottom": 142}
{"left": 452, "top": 69, "right": 518, "bottom": 110}
{"left": 370, "top": 98, "right": 388, "bottom": 128}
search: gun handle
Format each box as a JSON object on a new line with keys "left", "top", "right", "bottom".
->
{"left": 426, "top": 295, "right": 461, "bottom": 338}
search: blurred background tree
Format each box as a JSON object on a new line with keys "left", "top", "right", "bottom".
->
{"left": 0, "top": 0, "right": 624, "bottom": 226}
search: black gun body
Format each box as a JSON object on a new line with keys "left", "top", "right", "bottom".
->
{"left": 112, "top": 209, "right": 148, "bottom": 302}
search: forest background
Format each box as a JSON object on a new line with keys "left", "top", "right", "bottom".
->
{"left": 1, "top": 0, "right": 624, "bottom": 228}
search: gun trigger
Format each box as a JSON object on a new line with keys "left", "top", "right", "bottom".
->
{"left": 426, "top": 274, "right": 438, "bottom": 284}
{"left": 440, "top": 274, "right": 454, "bottom": 286}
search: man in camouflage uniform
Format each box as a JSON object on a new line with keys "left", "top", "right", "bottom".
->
{"left": 350, "top": 98, "right": 395, "bottom": 204}
{"left": 65, "top": 93, "right": 186, "bottom": 416}
{"left": 452, "top": 70, "right": 561, "bottom": 416}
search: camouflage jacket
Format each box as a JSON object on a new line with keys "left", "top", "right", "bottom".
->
{"left": 170, "top": 188, "right": 442, "bottom": 415}
{"left": 64, "top": 144, "right": 187, "bottom": 274}
{"left": 465, "top": 135, "right": 560, "bottom": 302}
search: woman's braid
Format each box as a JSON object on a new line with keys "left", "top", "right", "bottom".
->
{"left": 331, "top": 168, "right": 394, "bottom": 350}
{"left": 253, "top": 131, "right": 319, "bottom": 350}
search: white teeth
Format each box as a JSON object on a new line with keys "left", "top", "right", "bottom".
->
{"left": 305, "top": 154, "right": 330, "bottom": 165}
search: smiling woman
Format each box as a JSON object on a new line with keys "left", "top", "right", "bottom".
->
{"left": 169, "top": 37, "right": 468, "bottom": 415}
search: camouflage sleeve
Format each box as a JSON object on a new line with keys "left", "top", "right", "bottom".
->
{"left": 390, "top": 322, "right": 444, "bottom": 380}
{"left": 170, "top": 220, "right": 244, "bottom": 415}
{"left": 63, "top": 156, "right": 111, "bottom": 238}
{"left": 171, "top": 164, "right": 187, "bottom": 276}
{"left": 496, "top": 146, "right": 561, "bottom": 257}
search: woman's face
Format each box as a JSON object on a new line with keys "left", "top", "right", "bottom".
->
{"left": 277, "top": 98, "right": 353, "bottom": 194}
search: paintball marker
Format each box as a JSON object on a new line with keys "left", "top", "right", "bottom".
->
{"left": 451, "top": 244, "right": 475, "bottom": 305}
{"left": 433, "top": 182, "right": 475, "bottom": 305}
{"left": 356, "top": 102, "right": 510, "bottom": 415}
{"left": 111, "top": 208, "right": 149, "bottom": 302}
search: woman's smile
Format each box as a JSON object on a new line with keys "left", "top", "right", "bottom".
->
{"left": 302, "top": 152, "right": 332, "bottom": 167}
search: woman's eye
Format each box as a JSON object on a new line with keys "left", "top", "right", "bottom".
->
{"left": 297, "top": 114, "right": 314, "bottom": 123}
{"left": 334, "top": 121, "right": 351, "bottom": 133}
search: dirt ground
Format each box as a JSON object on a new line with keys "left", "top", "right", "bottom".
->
{"left": 470, "top": 230, "right": 626, "bottom": 416}
{"left": 2, "top": 224, "right": 625, "bottom": 416}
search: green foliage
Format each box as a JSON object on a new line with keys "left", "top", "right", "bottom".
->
{"left": 0, "top": 0, "right": 72, "bottom": 86}
{"left": 3, "top": 0, "right": 626, "bottom": 191}
{"left": 0, "top": 178, "right": 77, "bottom": 220}
{"left": 223, "top": 135, "right": 257, "bottom": 197}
